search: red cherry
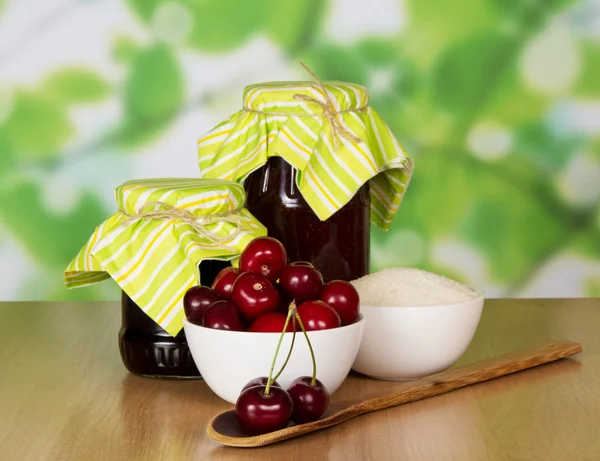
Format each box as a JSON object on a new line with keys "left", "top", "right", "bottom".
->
{"left": 239, "top": 236, "right": 287, "bottom": 282}
{"left": 296, "top": 300, "right": 341, "bottom": 331}
{"left": 279, "top": 265, "right": 323, "bottom": 303}
{"left": 248, "top": 313, "right": 294, "bottom": 333}
{"left": 287, "top": 376, "right": 330, "bottom": 424}
{"left": 231, "top": 272, "right": 280, "bottom": 319}
{"left": 211, "top": 267, "right": 240, "bottom": 300}
{"left": 241, "top": 377, "right": 282, "bottom": 393}
{"left": 320, "top": 280, "right": 360, "bottom": 326}
{"left": 235, "top": 385, "right": 293, "bottom": 435}
{"left": 183, "top": 286, "right": 220, "bottom": 325}
{"left": 202, "top": 300, "right": 245, "bottom": 331}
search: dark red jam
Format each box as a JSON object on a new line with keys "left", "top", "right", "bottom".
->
{"left": 244, "top": 157, "right": 370, "bottom": 283}
{"left": 118, "top": 259, "right": 230, "bottom": 378}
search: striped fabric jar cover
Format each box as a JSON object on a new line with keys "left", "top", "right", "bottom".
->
{"left": 64, "top": 178, "right": 267, "bottom": 336}
{"left": 197, "top": 80, "right": 413, "bottom": 229}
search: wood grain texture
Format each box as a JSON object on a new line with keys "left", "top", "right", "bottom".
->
{"left": 1, "top": 299, "right": 599, "bottom": 460}
{"left": 207, "top": 340, "right": 582, "bottom": 447}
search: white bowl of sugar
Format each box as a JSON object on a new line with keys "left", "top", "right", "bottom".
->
{"left": 351, "top": 268, "right": 484, "bottom": 381}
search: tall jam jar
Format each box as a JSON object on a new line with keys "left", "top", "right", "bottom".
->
{"left": 197, "top": 79, "right": 413, "bottom": 283}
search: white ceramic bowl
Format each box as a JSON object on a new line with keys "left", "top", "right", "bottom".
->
{"left": 352, "top": 293, "right": 484, "bottom": 380}
{"left": 184, "top": 316, "right": 365, "bottom": 404}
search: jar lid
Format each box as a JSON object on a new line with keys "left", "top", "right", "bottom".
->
{"left": 65, "top": 178, "right": 266, "bottom": 336}
{"left": 116, "top": 178, "right": 246, "bottom": 216}
{"left": 197, "top": 69, "right": 413, "bottom": 230}
{"left": 242, "top": 81, "right": 368, "bottom": 113}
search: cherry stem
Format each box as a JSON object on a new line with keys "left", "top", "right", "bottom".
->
{"left": 272, "top": 316, "right": 296, "bottom": 383}
{"left": 294, "top": 314, "right": 317, "bottom": 387}
{"left": 264, "top": 305, "right": 294, "bottom": 395}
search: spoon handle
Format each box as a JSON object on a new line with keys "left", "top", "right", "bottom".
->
{"left": 340, "top": 340, "right": 582, "bottom": 418}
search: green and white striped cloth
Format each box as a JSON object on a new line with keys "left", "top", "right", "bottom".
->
{"left": 197, "top": 81, "right": 413, "bottom": 229}
{"left": 64, "top": 178, "right": 266, "bottom": 336}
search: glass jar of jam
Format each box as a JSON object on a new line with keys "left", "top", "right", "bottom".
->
{"left": 118, "top": 259, "right": 230, "bottom": 378}
{"left": 197, "top": 81, "right": 413, "bottom": 284}
{"left": 65, "top": 178, "right": 267, "bottom": 379}
{"left": 244, "top": 157, "right": 370, "bottom": 283}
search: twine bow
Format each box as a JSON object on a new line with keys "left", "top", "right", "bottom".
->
{"left": 121, "top": 201, "right": 242, "bottom": 244}
{"left": 244, "top": 62, "right": 365, "bottom": 148}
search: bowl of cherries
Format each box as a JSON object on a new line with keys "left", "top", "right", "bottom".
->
{"left": 182, "top": 236, "right": 365, "bottom": 410}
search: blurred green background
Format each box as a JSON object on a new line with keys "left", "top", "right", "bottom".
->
{"left": 0, "top": 0, "right": 599, "bottom": 301}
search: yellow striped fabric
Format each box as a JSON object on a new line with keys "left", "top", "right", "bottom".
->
{"left": 64, "top": 178, "right": 267, "bottom": 336}
{"left": 197, "top": 81, "right": 413, "bottom": 229}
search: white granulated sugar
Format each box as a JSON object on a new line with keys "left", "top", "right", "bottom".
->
{"left": 351, "top": 268, "right": 480, "bottom": 307}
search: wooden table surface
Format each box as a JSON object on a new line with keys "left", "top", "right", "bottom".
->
{"left": 1, "top": 298, "right": 599, "bottom": 461}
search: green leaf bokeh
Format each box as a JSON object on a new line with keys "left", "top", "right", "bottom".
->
{"left": 42, "top": 68, "right": 110, "bottom": 104}
{"left": 0, "top": 0, "right": 598, "bottom": 300}
{"left": 3, "top": 91, "right": 73, "bottom": 160}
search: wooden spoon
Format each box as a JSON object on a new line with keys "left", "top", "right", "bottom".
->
{"left": 207, "top": 339, "right": 581, "bottom": 448}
